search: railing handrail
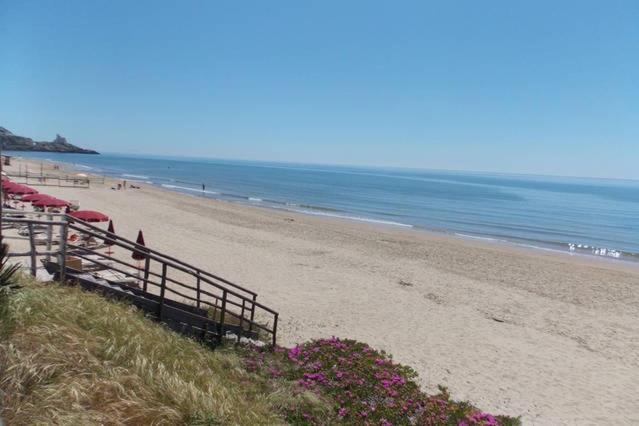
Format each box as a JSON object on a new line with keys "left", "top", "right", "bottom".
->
{"left": 65, "top": 249, "right": 273, "bottom": 333}
{"left": 2, "top": 211, "right": 259, "bottom": 298}
{"left": 65, "top": 221, "right": 268, "bottom": 308}
{"left": 2, "top": 212, "right": 280, "bottom": 344}
{"left": 65, "top": 215, "right": 259, "bottom": 298}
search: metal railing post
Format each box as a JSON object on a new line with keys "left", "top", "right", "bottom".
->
{"left": 143, "top": 256, "right": 151, "bottom": 292}
{"left": 272, "top": 313, "right": 278, "bottom": 347}
{"left": 45, "top": 213, "right": 53, "bottom": 263}
{"left": 249, "top": 294, "right": 256, "bottom": 334}
{"left": 238, "top": 299, "right": 246, "bottom": 343}
{"left": 196, "top": 271, "right": 201, "bottom": 309}
{"left": 59, "top": 221, "right": 68, "bottom": 282}
{"left": 158, "top": 263, "right": 167, "bottom": 321}
{"left": 217, "top": 290, "right": 227, "bottom": 343}
{"left": 27, "top": 223, "right": 36, "bottom": 276}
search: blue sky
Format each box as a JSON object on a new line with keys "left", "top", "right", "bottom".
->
{"left": 1, "top": 1, "right": 638, "bottom": 179}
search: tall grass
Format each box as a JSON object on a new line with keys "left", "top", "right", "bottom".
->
{"left": 0, "top": 276, "right": 320, "bottom": 425}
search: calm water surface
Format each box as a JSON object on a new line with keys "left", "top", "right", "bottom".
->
{"left": 9, "top": 152, "right": 639, "bottom": 260}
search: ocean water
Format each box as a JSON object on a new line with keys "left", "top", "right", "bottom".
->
{"left": 8, "top": 152, "right": 639, "bottom": 260}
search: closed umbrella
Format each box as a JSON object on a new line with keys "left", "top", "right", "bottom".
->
{"left": 104, "top": 220, "right": 116, "bottom": 255}
{"left": 131, "top": 230, "right": 148, "bottom": 277}
{"left": 131, "top": 230, "right": 146, "bottom": 261}
{"left": 68, "top": 210, "right": 109, "bottom": 222}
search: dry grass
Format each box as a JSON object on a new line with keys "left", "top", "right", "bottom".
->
{"left": 0, "top": 275, "right": 309, "bottom": 425}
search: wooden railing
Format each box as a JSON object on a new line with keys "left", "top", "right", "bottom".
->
{"left": 1, "top": 211, "right": 279, "bottom": 346}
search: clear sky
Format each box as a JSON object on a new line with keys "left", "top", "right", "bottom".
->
{"left": 1, "top": 1, "right": 638, "bottom": 179}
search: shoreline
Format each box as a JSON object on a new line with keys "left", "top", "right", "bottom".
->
{"left": 4, "top": 156, "right": 639, "bottom": 424}
{"left": 8, "top": 154, "right": 639, "bottom": 269}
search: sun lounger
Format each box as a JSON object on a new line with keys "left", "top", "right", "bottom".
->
{"left": 92, "top": 269, "right": 140, "bottom": 288}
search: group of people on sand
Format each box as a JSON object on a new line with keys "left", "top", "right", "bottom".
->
{"left": 112, "top": 180, "right": 141, "bottom": 191}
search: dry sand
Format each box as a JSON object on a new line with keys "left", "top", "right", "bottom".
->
{"left": 4, "top": 157, "right": 639, "bottom": 425}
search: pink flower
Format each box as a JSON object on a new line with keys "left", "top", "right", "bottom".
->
{"left": 288, "top": 346, "right": 301, "bottom": 360}
{"left": 338, "top": 407, "right": 348, "bottom": 417}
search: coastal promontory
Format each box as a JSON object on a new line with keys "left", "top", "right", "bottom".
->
{"left": 0, "top": 126, "right": 99, "bottom": 154}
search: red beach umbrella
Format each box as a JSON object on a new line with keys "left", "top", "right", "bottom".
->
{"left": 68, "top": 210, "right": 109, "bottom": 222}
{"left": 7, "top": 184, "right": 38, "bottom": 195}
{"left": 2, "top": 182, "right": 20, "bottom": 192}
{"left": 22, "top": 193, "right": 55, "bottom": 203}
{"left": 131, "top": 230, "right": 147, "bottom": 261}
{"left": 32, "top": 197, "right": 70, "bottom": 208}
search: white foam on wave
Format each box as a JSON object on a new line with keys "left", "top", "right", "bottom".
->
{"left": 291, "top": 208, "right": 413, "bottom": 228}
{"left": 161, "top": 184, "right": 219, "bottom": 195}
{"left": 514, "top": 243, "right": 567, "bottom": 254}
{"left": 75, "top": 164, "right": 94, "bottom": 170}
{"left": 249, "top": 197, "right": 262, "bottom": 202}
{"left": 454, "top": 233, "right": 500, "bottom": 242}
{"left": 122, "top": 174, "right": 150, "bottom": 179}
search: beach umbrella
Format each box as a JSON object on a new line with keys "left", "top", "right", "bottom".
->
{"left": 68, "top": 210, "right": 109, "bottom": 222}
{"left": 104, "top": 220, "right": 116, "bottom": 255}
{"left": 21, "top": 193, "right": 56, "bottom": 211}
{"left": 7, "top": 184, "right": 38, "bottom": 195}
{"left": 2, "top": 181, "right": 19, "bottom": 191}
{"left": 131, "top": 230, "right": 148, "bottom": 276}
{"left": 22, "top": 193, "right": 55, "bottom": 203}
{"left": 131, "top": 230, "right": 147, "bottom": 261}
{"left": 32, "top": 197, "right": 70, "bottom": 208}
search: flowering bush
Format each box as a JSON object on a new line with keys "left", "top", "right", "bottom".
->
{"left": 239, "top": 337, "right": 520, "bottom": 425}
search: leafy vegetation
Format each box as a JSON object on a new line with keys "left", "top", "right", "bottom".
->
{"left": 0, "top": 242, "right": 21, "bottom": 291}
{"left": 241, "top": 339, "right": 520, "bottom": 425}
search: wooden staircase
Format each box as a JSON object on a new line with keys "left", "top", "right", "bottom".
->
{"left": 4, "top": 211, "right": 278, "bottom": 347}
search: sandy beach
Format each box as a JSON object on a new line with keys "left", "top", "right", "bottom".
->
{"left": 4, "top": 157, "right": 639, "bottom": 425}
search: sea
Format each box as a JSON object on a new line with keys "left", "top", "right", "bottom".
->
{"left": 7, "top": 151, "right": 639, "bottom": 262}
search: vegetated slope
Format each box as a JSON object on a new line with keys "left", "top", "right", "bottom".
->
{"left": 0, "top": 276, "right": 519, "bottom": 425}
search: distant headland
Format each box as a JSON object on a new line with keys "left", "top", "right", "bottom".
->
{"left": 0, "top": 126, "right": 99, "bottom": 154}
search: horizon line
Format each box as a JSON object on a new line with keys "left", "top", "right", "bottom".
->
{"left": 7, "top": 149, "right": 639, "bottom": 183}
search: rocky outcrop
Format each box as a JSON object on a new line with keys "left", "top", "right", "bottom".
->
{"left": 0, "top": 127, "right": 99, "bottom": 154}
